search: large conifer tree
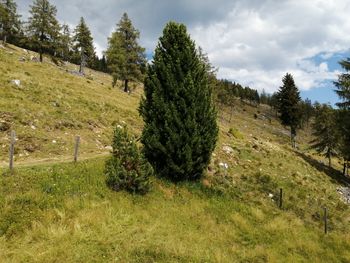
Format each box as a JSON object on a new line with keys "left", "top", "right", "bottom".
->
{"left": 106, "top": 13, "right": 145, "bottom": 92}
{"left": 311, "top": 104, "right": 339, "bottom": 167}
{"left": 139, "top": 22, "right": 218, "bottom": 181}
{"left": 276, "top": 73, "right": 301, "bottom": 148}
{"left": 0, "top": 0, "right": 21, "bottom": 44}
{"left": 334, "top": 57, "right": 350, "bottom": 172}
{"left": 72, "top": 17, "right": 95, "bottom": 73}
{"left": 27, "top": 0, "right": 60, "bottom": 62}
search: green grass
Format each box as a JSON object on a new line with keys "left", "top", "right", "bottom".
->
{"left": 1, "top": 44, "right": 350, "bottom": 262}
{"left": 0, "top": 158, "right": 349, "bottom": 262}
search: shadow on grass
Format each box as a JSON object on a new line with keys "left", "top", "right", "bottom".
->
{"left": 295, "top": 151, "right": 350, "bottom": 186}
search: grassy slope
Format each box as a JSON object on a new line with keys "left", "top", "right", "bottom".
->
{"left": 1, "top": 45, "right": 350, "bottom": 262}
{"left": 0, "top": 45, "right": 142, "bottom": 165}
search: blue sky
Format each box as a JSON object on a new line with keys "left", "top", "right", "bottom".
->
{"left": 300, "top": 51, "right": 349, "bottom": 105}
{"left": 16, "top": 0, "right": 350, "bottom": 105}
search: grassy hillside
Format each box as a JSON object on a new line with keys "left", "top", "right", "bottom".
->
{"left": 1, "top": 44, "right": 350, "bottom": 262}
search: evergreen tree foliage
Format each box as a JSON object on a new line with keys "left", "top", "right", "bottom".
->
{"left": 57, "top": 23, "right": 71, "bottom": 61}
{"left": 311, "top": 104, "right": 338, "bottom": 167}
{"left": 27, "top": 0, "right": 60, "bottom": 62}
{"left": 72, "top": 17, "right": 95, "bottom": 73}
{"left": 106, "top": 13, "right": 146, "bottom": 92}
{"left": 105, "top": 125, "right": 153, "bottom": 195}
{"left": 276, "top": 73, "right": 301, "bottom": 148}
{"left": 0, "top": 0, "right": 21, "bottom": 44}
{"left": 334, "top": 58, "right": 350, "bottom": 110}
{"left": 335, "top": 57, "right": 350, "bottom": 172}
{"left": 299, "top": 98, "right": 314, "bottom": 128}
{"left": 139, "top": 22, "right": 218, "bottom": 182}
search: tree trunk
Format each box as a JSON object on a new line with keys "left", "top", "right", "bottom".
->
{"left": 328, "top": 155, "right": 331, "bottom": 168}
{"left": 124, "top": 79, "right": 129, "bottom": 93}
{"left": 290, "top": 127, "right": 296, "bottom": 149}
{"left": 229, "top": 104, "right": 234, "bottom": 123}
{"left": 4, "top": 35, "right": 7, "bottom": 45}
{"left": 343, "top": 162, "right": 347, "bottom": 176}
{"left": 79, "top": 49, "right": 85, "bottom": 74}
{"left": 39, "top": 52, "right": 43, "bottom": 62}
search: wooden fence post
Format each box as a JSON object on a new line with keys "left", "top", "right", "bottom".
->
{"left": 74, "top": 136, "right": 80, "bottom": 163}
{"left": 324, "top": 207, "right": 328, "bottom": 234}
{"left": 279, "top": 188, "right": 283, "bottom": 209}
{"left": 9, "top": 130, "right": 16, "bottom": 173}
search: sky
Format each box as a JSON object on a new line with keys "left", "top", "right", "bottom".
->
{"left": 16, "top": 0, "right": 350, "bottom": 105}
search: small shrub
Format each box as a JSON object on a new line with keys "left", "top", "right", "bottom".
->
{"left": 105, "top": 125, "right": 153, "bottom": 194}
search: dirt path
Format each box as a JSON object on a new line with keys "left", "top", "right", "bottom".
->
{"left": 0, "top": 152, "right": 110, "bottom": 169}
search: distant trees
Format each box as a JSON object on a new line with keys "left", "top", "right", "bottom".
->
{"left": 311, "top": 104, "right": 338, "bottom": 167}
{"left": 276, "top": 73, "right": 301, "bottom": 148}
{"left": 27, "top": 0, "right": 60, "bottom": 62}
{"left": 139, "top": 22, "right": 218, "bottom": 181}
{"left": 0, "top": 0, "right": 21, "bottom": 44}
{"left": 106, "top": 13, "right": 146, "bottom": 92}
{"left": 72, "top": 17, "right": 95, "bottom": 73}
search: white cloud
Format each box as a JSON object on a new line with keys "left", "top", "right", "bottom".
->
{"left": 190, "top": 0, "right": 350, "bottom": 93}
{"left": 16, "top": 0, "right": 350, "bottom": 94}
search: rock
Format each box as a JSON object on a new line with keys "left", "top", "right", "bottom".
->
{"left": 31, "top": 56, "right": 39, "bottom": 62}
{"left": 11, "top": 79, "right": 21, "bottom": 87}
{"left": 219, "top": 162, "right": 229, "bottom": 169}
{"left": 223, "top": 145, "right": 234, "bottom": 154}
{"left": 105, "top": 146, "right": 113, "bottom": 151}
{"left": 30, "top": 125, "right": 36, "bottom": 130}
{"left": 268, "top": 193, "right": 274, "bottom": 198}
{"left": 52, "top": 140, "right": 57, "bottom": 144}
{"left": 18, "top": 57, "right": 26, "bottom": 62}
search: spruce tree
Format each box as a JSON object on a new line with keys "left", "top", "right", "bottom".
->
{"left": 57, "top": 23, "right": 71, "bottom": 61}
{"left": 335, "top": 58, "right": 350, "bottom": 110}
{"left": 311, "top": 104, "right": 338, "bottom": 167}
{"left": 106, "top": 13, "right": 145, "bottom": 92}
{"left": 27, "top": 0, "right": 60, "bottom": 62}
{"left": 0, "top": 0, "right": 21, "bottom": 44}
{"left": 276, "top": 73, "right": 301, "bottom": 148}
{"left": 139, "top": 22, "right": 218, "bottom": 182}
{"left": 72, "top": 17, "right": 95, "bottom": 73}
{"left": 334, "top": 57, "right": 350, "bottom": 174}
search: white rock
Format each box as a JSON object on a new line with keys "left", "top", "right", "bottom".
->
{"left": 222, "top": 145, "right": 234, "bottom": 154}
{"left": 219, "top": 162, "right": 229, "bottom": 169}
{"left": 105, "top": 146, "right": 113, "bottom": 151}
{"left": 117, "top": 125, "right": 123, "bottom": 129}
{"left": 268, "top": 193, "right": 274, "bottom": 198}
{"left": 52, "top": 140, "right": 57, "bottom": 144}
{"left": 30, "top": 125, "right": 36, "bottom": 130}
{"left": 11, "top": 79, "right": 21, "bottom": 87}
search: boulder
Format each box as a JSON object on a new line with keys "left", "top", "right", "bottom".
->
{"left": 11, "top": 79, "right": 21, "bottom": 87}
{"left": 223, "top": 145, "right": 234, "bottom": 154}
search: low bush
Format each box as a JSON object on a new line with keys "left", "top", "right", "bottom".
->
{"left": 105, "top": 125, "right": 153, "bottom": 194}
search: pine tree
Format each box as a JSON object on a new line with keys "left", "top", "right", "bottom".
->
{"left": 72, "top": 17, "right": 95, "bottom": 73}
{"left": 276, "top": 73, "right": 301, "bottom": 148}
{"left": 335, "top": 57, "right": 350, "bottom": 174}
{"left": 139, "top": 22, "right": 218, "bottom": 182}
{"left": 57, "top": 23, "right": 71, "bottom": 61}
{"left": 106, "top": 13, "right": 145, "bottom": 92}
{"left": 334, "top": 58, "right": 350, "bottom": 110}
{"left": 27, "top": 0, "right": 60, "bottom": 62}
{"left": 311, "top": 104, "right": 338, "bottom": 167}
{"left": 0, "top": 0, "right": 21, "bottom": 44}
